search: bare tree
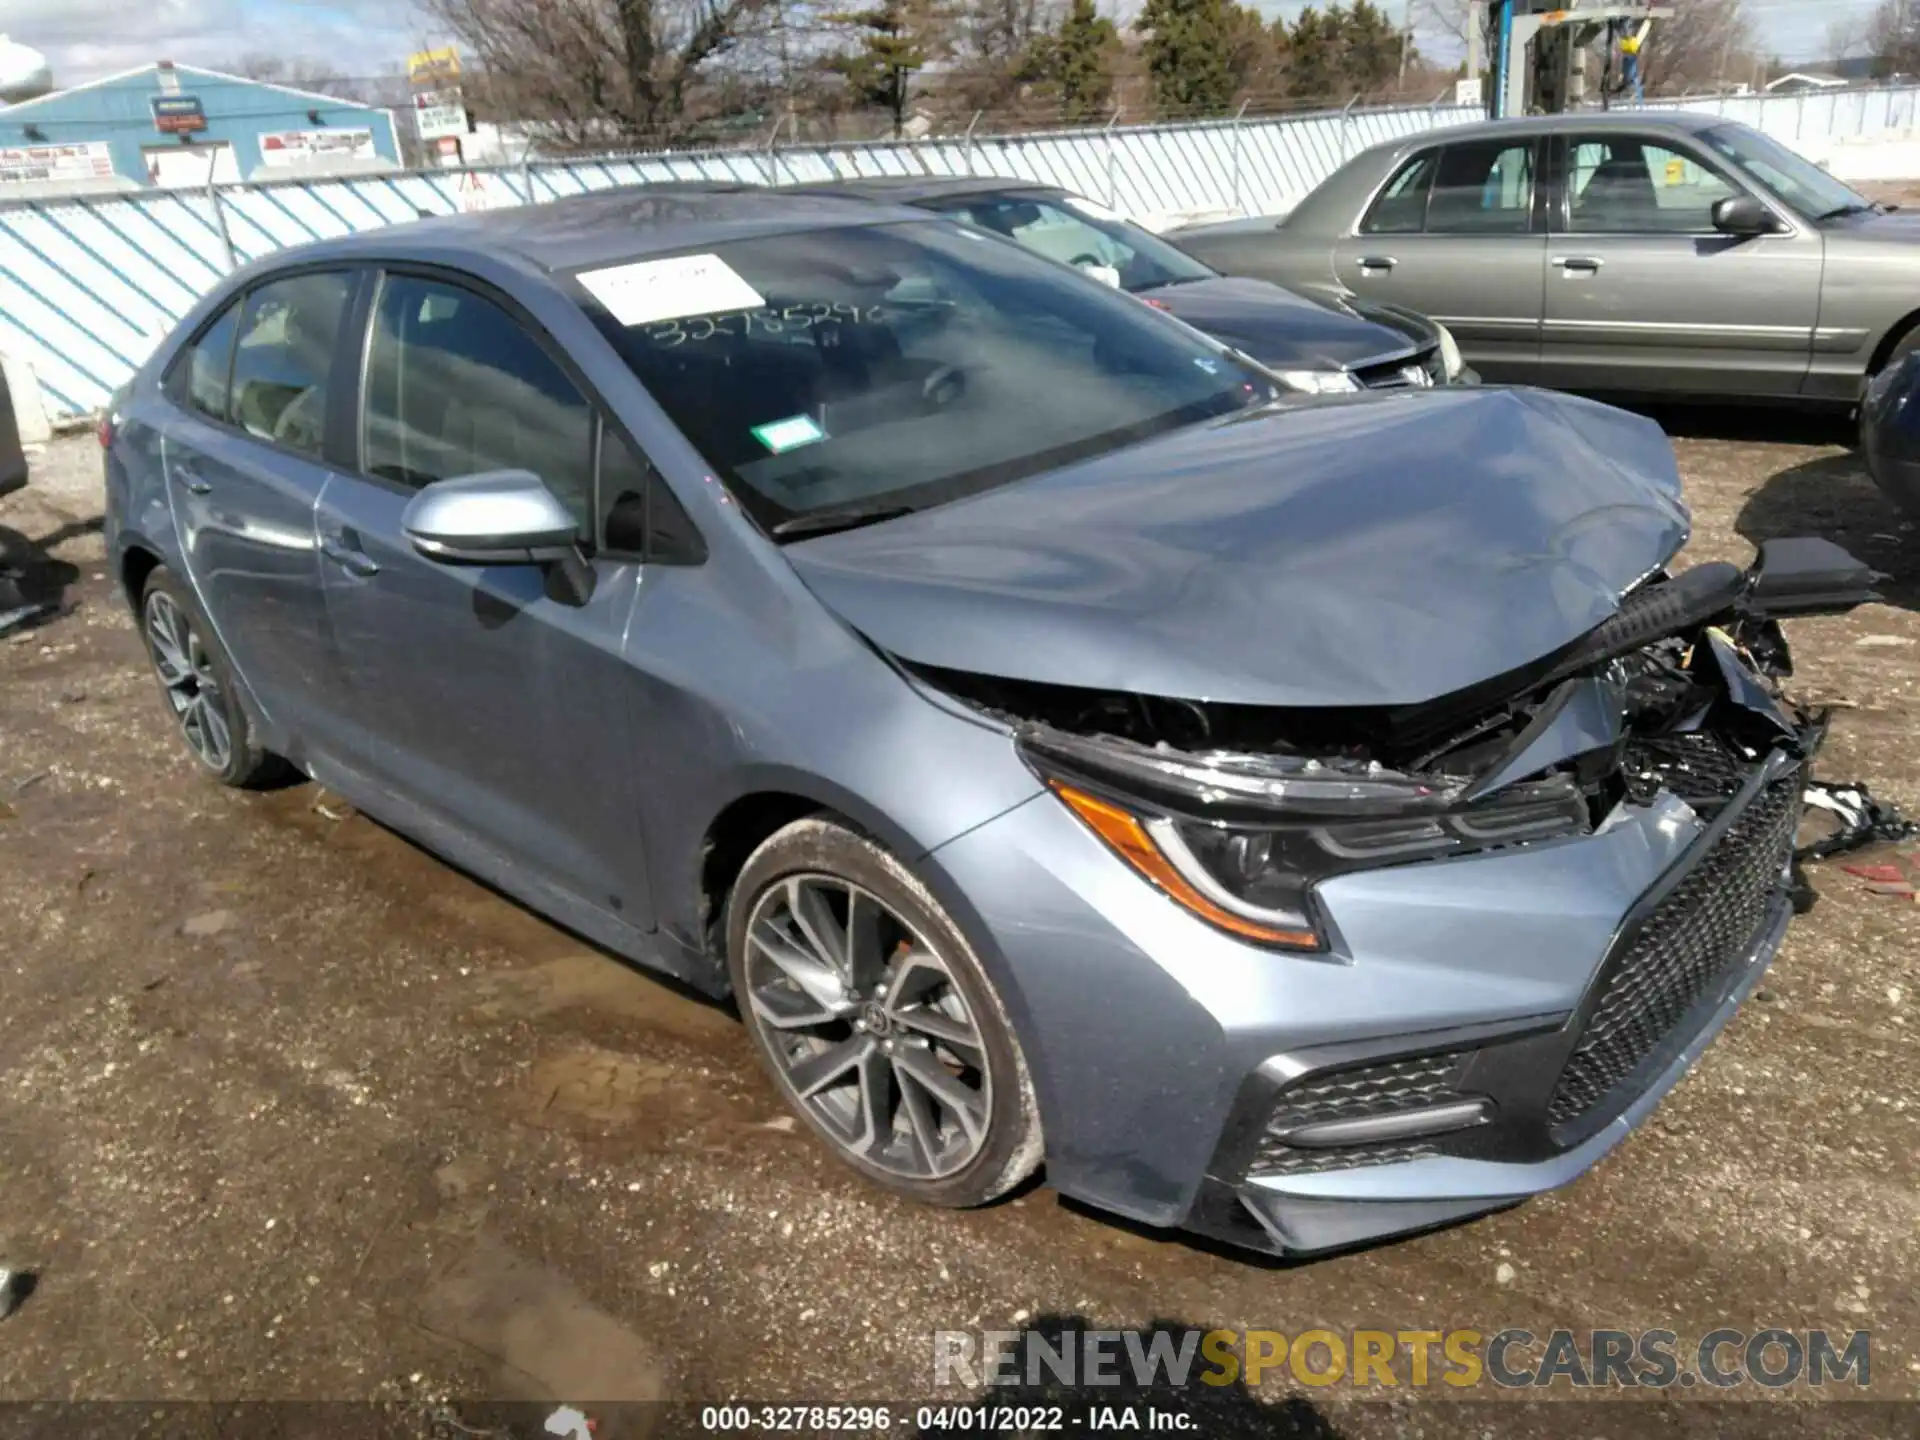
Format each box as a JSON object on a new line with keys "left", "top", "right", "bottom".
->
{"left": 1636, "top": 0, "right": 1753, "bottom": 96}
{"left": 1868, "top": 0, "right": 1920, "bottom": 78}
{"left": 232, "top": 54, "right": 374, "bottom": 103}
{"left": 423, "top": 0, "right": 786, "bottom": 147}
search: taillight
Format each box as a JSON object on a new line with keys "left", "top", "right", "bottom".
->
{"left": 97, "top": 414, "right": 115, "bottom": 450}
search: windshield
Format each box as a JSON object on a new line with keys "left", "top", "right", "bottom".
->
{"left": 927, "top": 191, "right": 1219, "bottom": 293}
{"left": 1700, "top": 124, "right": 1873, "bottom": 220}
{"left": 574, "top": 220, "right": 1273, "bottom": 534}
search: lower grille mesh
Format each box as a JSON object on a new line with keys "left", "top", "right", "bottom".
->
{"left": 1547, "top": 769, "right": 1802, "bottom": 1131}
{"left": 1251, "top": 1050, "right": 1469, "bottom": 1177}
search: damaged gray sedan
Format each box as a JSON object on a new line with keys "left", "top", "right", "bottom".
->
{"left": 104, "top": 188, "right": 1872, "bottom": 1256}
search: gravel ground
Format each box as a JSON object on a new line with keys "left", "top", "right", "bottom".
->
{"left": 1, "top": 415, "right": 1916, "bottom": 1437}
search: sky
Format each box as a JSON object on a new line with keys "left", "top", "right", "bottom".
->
{"left": 0, "top": 0, "right": 1885, "bottom": 87}
{"left": 1, "top": 0, "right": 426, "bottom": 86}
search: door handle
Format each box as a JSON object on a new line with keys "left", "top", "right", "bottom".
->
{"left": 1553, "top": 256, "right": 1604, "bottom": 274}
{"left": 320, "top": 535, "right": 380, "bottom": 578}
{"left": 1357, "top": 255, "right": 1398, "bottom": 272}
{"left": 172, "top": 463, "right": 212, "bottom": 496}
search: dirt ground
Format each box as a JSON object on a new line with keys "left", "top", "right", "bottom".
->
{"left": 1, "top": 412, "right": 1917, "bottom": 1437}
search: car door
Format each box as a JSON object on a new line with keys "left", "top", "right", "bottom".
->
{"left": 312, "top": 266, "right": 654, "bottom": 925}
{"left": 159, "top": 269, "right": 359, "bottom": 736}
{"left": 1536, "top": 132, "right": 1821, "bottom": 397}
{"left": 1331, "top": 137, "right": 1547, "bottom": 383}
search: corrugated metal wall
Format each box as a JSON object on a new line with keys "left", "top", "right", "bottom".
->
{"left": 6, "top": 85, "right": 1919, "bottom": 419}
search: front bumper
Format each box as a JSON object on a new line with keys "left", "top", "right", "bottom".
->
{"left": 930, "top": 742, "right": 1808, "bottom": 1256}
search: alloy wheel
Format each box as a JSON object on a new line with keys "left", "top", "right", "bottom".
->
{"left": 743, "top": 874, "right": 993, "bottom": 1180}
{"left": 143, "top": 590, "right": 232, "bottom": 772}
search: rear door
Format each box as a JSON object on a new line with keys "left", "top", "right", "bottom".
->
{"left": 159, "top": 269, "right": 359, "bottom": 736}
{"left": 1331, "top": 136, "right": 1547, "bottom": 383}
{"left": 1536, "top": 132, "right": 1821, "bottom": 397}
{"left": 313, "top": 266, "right": 655, "bottom": 924}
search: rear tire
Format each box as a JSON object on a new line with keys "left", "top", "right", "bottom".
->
{"left": 726, "top": 817, "right": 1043, "bottom": 1208}
{"left": 137, "top": 566, "right": 288, "bottom": 788}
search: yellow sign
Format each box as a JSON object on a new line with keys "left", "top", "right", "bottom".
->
{"left": 407, "top": 46, "right": 460, "bottom": 85}
{"left": 1665, "top": 157, "right": 1686, "bottom": 185}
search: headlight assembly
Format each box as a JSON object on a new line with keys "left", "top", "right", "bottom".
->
{"left": 1024, "top": 726, "right": 1588, "bottom": 953}
{"left": 1275, "top": 369, "right": 1363, "bottom": 396}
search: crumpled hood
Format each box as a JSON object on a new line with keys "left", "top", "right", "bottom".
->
{"left": 1135, "top": 275, "right": 1421, "bottom": 371}
{"left": 785, "top": 387, "right": 1689, "bottom": 709}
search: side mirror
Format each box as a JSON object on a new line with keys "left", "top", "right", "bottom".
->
{"left": 402, "top": 469, "right": 595, "bottom": 604}
{"left": 1711, "top": 194, "right": 1777, "bottom": 237}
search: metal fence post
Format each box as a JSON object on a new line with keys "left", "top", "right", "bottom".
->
{"left": 519, "top": 154, "right": 534, "bottom": 206}
{"left": 205, "top": 175, "right": 237, "bottom": 273}
{"left": 1231, "top": 99, "right": 1249, "bottom": 213}
{"left": 763, "top": 114, "right": 786, "bottom": 186}
{"left": 1105, "top": 108, "right": 1121, "bottom": 209}
{"left": 1340, "top": 95, "right": 1358, "bottom": 161}
{"left": 964, "top": 110, "right": 982, "bottom": 176}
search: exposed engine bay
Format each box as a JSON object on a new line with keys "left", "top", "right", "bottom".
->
{"left": 910, "top": 537, "right": 1882, "bottom": 949}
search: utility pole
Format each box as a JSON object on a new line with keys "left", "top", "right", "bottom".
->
{"left": 1399, "top": 0, "right": 1415, "bottom": 84}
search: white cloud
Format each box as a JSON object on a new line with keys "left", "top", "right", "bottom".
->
{"left": 4, "top": 0, "right": 423, "bottom": 85}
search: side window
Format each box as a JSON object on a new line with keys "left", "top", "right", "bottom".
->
{"left": 174, "top": 300, "right": 241, "bottom": 424}
{"left": 1361, "top": 152, "right": 1439, "bottom": 234}
{"left": 228, "top": 271, "right": 354, "bottom": 458}
{"left": 364, "top": 274, "right": 595, "bottom": 531}
{"left": 1427, "top": 141, "right": 1536, "bottom": 235}
{"left": 598, "top": 422, "right": 704, "bottom": 564}
{"left": 1567, "top": 138, "right": 1740, "bottom": 234}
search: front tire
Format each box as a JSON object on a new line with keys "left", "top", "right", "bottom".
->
{"left": 138, "top": 566, "right": 287, "bottom": 788}
{"left": 726, "top": 817, "right": 1043, "bottom": 1207}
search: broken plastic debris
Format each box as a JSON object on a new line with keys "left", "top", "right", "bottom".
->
{"left": 1800, "top": 782, "right": 1920, "bottom": 863}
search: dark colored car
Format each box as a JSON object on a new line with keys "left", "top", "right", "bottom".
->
{"left": 104, "top": 185, "right": 1867, "bottom": 1258}
{"left": 788, "top": 176, "right": 1471, "bottom": 394}
{"left": 1862, "top": 349, "right": 1920, "bottom": 517}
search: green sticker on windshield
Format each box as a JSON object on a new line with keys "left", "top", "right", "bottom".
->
{"left": 752, "top": 415, "right": 826, "bottom": 454}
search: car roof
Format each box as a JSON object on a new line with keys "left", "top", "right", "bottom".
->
{"left": 1371, "top": 109, "right": 1723, "bottom": 154}
{"left": 782, "top": 175, "right": 1062, "bottom": 206}
{"left": 283, "top": 182, "right": 932, "bottom": 273}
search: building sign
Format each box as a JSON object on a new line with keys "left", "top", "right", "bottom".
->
{"left": 258, "top": 128, "right": 377, "bottom": 167}
{"left": 144, "top": 142, "right": 239, "bottom": 189}
{"left": 151, "top": 95, "right": 208, "bottom": 134}
{"left": 0, "top": 140, "right": 115, "bottom": 186}
{"left": 415, "top": 99, "right": 469, "bottom": 142}
{"left": 407, "top": 46, "right": 461, "bottom": 85}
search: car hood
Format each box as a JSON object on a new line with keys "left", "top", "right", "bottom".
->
{"left": 1135, "top": 275, "right": 1421, "bottom": 371}
{"left": 786, "top": 387, "right": 1689, "bottom": 709}
{"left": 1837, "top": 208, "right": 1920, "bottom": 244}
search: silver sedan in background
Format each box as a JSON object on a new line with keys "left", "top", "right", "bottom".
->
{"left": 1175, "top": 113, "right": 1918, "bottom": 408}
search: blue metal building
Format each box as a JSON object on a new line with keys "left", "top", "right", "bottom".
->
{"left": 0, "top": 60, "right": 400, "bottom": 191}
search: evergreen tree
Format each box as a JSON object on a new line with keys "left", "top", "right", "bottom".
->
{"left": 1286, "top": 5, "right": 1342, "bottom": 103}
{"left": 1135, "top": 0, "right": 1238, "bottom": 116}
{"left": 1341, "top": 0, "right": 1406, "bottom": 93}
{"left": 827, "top": 0, "right": 943, "bottom": 134}
{"left": 1045, "top": 0, "right": 1120, "bottom": 121}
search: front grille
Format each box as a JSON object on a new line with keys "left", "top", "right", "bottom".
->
{"left": 1547, "top": 769, "right": 1802, "bottom": 1131}
{"left": 1250, "top": 1049, "right": 1470, "bottom": 1177}
{"left": 1624, "top": 731, "right": 1748, "bottom": 805}
{"left": 1354, "top": 348, "right": 1443, "bottom": 391}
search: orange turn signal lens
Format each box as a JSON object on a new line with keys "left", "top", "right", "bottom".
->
{"left": 1049, "top": 781, "right": 1322, "bottom": 949}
